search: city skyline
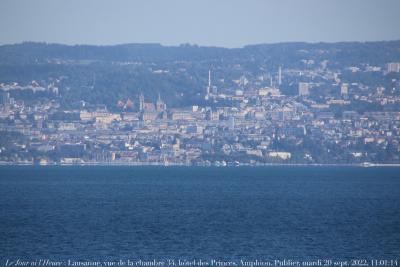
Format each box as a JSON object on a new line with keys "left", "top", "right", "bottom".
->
{"left": 1, "top": 41, "right": 399, "bottom": 165}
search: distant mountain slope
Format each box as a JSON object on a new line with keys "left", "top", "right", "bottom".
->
{"left": 1, "top": 41, "right": 400, "bottom": 64}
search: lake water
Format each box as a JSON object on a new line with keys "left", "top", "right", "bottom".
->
{"left": 1, "top": 166, "right": 400, "bottom": 265}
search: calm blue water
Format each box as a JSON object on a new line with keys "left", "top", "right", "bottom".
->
{"left": 1, "top": 166, "right": 400, "bottom": 263}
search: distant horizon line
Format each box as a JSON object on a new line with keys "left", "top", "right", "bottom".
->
{"left": 1, "top": 39, "right": 400, "bottom": 49}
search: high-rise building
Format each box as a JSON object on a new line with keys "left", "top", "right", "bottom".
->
{"left": 387, "top": 62, "right": 400, "bottom": 73}
{"left": 341, "top": 83, "right": 349, "bottom": 95}
{"left": 1, "top": 91, "right": 10, "bottom": 106}
{"left": 298, "top": 82, "right": 309, "bottom": 96}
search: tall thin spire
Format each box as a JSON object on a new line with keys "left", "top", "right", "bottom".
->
{"left": 205, "top": 69, "right": 211, "bottom": 100}
{"left": 139, "top": 93, "right": 144, "bottom": 111}
{"left": 208, "top": 69, "right": 211, "bottom": 88}
{"left": 278, "top": 66, "right": 282, "bottom": 86}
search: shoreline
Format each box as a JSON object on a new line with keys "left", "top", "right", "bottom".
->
{"left": 1, "top": 162, "right": 400, "bottom": 167}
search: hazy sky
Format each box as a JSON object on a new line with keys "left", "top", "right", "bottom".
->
{"left": 0, "top": 0, "right": 399, "bottom": 47}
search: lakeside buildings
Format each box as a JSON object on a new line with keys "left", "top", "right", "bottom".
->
{"left": 1, "top": 62, "right": 400, "bottom": 166}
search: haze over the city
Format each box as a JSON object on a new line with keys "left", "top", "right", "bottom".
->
{"left": 0, "top": 0, "right": 399, "bottom": 47}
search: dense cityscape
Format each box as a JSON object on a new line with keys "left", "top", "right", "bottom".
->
{"left": 1, "top": 42, "right": 400, "bottom": 165}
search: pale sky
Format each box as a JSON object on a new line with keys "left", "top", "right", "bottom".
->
{"left": 0, "top": 0, "right": 399, "bottom": 47}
